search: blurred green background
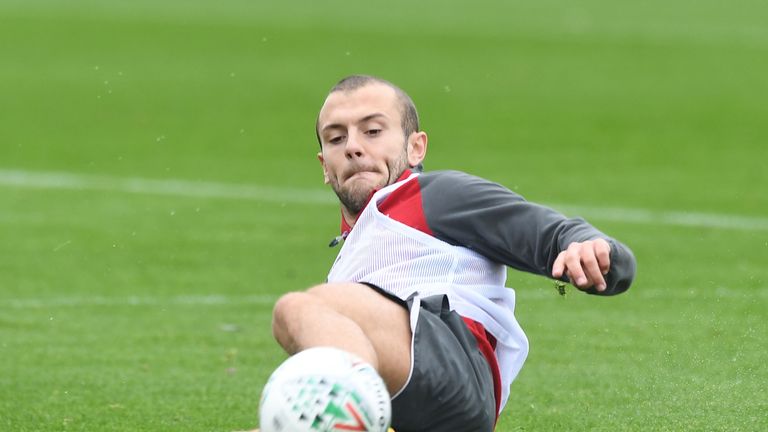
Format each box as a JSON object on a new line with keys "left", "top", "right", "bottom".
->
{"left": 1, "top": 1, "right": 766, "bottom": 430}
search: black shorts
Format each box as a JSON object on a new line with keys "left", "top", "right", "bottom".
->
{"left": 363, "top": 283, "right": 496, "bottom": 432}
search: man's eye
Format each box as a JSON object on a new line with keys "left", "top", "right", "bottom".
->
{"left": 328, "top": 135, "right": 345, "bottom": 144}
{"left": 366, "top": 129, "right": 382, "bottom": 136}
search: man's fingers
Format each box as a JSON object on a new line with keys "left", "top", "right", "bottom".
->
{"left": 595, "top": 238, "right": 611, "bottom": 275}
{"left": 580, "top": 242, "right": 606, "bottom": 291}
{"left": 554, "top": 240, "right": 614, "bottom": 292}
{"left": 566, "top": 269, "right": 593, "bottom": 289}
{"left": 552, "top": 251, "right": 566, "bottom": 278}
{"left": 565, "top": 243, "right": 588, "bottom": 286}
{"left": 579, "top": 241, "right": 605, "bottom": 291}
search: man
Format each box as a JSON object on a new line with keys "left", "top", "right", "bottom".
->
{"left": 269, "top": 75, "right": 636, "bottom": 431}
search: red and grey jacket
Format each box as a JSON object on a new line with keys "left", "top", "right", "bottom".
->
{"left": 337, "top": 169, "right": 635, "bottom": 296}
{"left": 329, "top": 168, "right": 636, "bottom": 413}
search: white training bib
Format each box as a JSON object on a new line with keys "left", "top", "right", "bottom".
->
{"left": 327, "top": 173, "right": 529, "bottom": 411}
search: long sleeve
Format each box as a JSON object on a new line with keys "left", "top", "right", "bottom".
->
{"left": 416, "top": 170, "right": 636, "bottom": 295}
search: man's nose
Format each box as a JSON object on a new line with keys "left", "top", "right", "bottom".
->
{"left": 345, "top": 133, "right": 364, "bottom": 159}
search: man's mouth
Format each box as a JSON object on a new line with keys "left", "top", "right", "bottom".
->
{"left": 345, "top": 169, "right": 378, "bottom": 182}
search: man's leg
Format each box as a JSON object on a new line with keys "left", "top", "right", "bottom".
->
{"left": 271, "top": 282, "right": 412, "bottom": 395}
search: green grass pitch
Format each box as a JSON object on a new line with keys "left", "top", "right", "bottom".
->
{"left": 1, "top": 0, "right": 766, "bottom": 430}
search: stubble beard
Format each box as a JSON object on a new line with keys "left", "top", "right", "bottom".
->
{"left": 331, "top": 149, "right": 410, "bottom": 216}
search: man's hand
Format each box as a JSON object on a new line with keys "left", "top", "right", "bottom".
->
{"left": 551, "top": 239, "right": 611, "bottom": 292}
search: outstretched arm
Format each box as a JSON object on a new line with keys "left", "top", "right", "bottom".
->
{"left": 418, "top": 170, "right": 636, "bottom": 295}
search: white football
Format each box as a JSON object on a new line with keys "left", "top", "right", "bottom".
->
{"left": 259, "top": 347, "right": 392, "bottom": 432}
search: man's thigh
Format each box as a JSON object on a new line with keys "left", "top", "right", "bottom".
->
{"left": 306, "top": 282, "right": 412, "bottom": 395}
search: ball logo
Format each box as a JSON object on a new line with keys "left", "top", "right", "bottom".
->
{"left": 323, "top": 399, "right": 368, "bottom": 431}
{"left": 260, "top": 347, "right": 391, "bottom": 432}
{"left": 282, "top": 378, "right": 377, "bottom": 431}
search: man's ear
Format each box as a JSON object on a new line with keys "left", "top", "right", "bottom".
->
{"left": 407, "top": 131, "right": 428, "bottom": 167}
{"left": 317, "top": 152, "right": 330, "bottom": 184}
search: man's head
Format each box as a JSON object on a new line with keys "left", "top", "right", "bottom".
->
{"left": 316, "top": 75, "right": 420, "bottom": 148}
{"left": 316, "top": 75, "right": 428, "bottom": 221}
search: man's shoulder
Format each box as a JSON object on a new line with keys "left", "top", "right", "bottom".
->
{"left": 417, "top": 170, "right": 514, "bottom": 199}
{"left": 419, "top": 169, "right": 477, "bottom": 181}
{"left": 418, "top": 169, "right": 487, "bottom": 188}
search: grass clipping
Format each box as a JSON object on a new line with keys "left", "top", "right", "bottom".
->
{"left": 554, "top": 280, "right": 568, "bottom": 297}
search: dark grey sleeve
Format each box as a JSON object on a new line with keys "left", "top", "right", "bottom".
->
{"left": 418, "top": 170, "right": 636, "bottom": 296}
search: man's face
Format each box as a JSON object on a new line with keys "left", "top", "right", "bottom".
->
{"left": 317, "top": 84, "right": 416, "bottom": 216}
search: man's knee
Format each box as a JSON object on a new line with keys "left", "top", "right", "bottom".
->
{"left": 271, "top": 283, "right": 404, "bottom": 347}
{"left": 270, "top": 285, "right": 343, "bottom": 344}
{"left": 271, "top": 291, "right": 313, "bottom": 349}
{"left": 272, "top": 283, "right": 332, "bottom": 318}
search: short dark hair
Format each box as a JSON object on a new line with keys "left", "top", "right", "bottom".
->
{"left": 316, "top": 75, "right": 420, "bottom": 148}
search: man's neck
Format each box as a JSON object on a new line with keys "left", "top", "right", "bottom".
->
{"left": 338, "top": 168, "right": 414, "bottom": 232}
{"left": 341, "top": 207, "right": 358, "bottom": 230}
